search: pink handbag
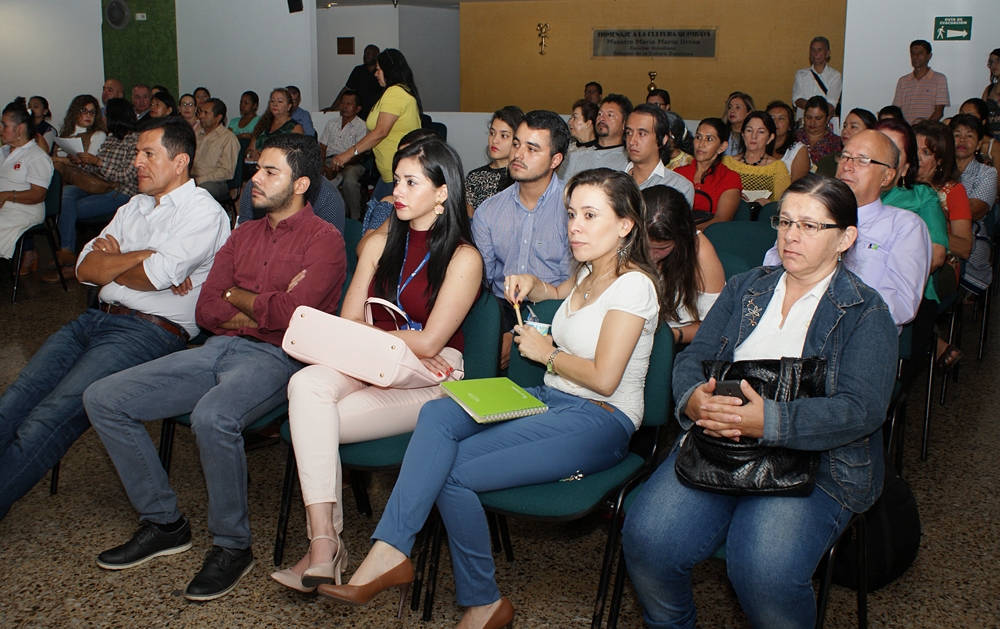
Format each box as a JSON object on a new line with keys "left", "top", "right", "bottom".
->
{"left": 281, "top": 300, "right": 463, "bottom": 389}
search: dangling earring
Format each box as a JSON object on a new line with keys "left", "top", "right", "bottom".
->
{"left": 434, "top": 202, "right": 444, "bottom": 215}
{"left": 617, "top": 238, "right": 630, "bottom": 265}
{"left": 837, "top": 251, "right": 843, "bottom": 262}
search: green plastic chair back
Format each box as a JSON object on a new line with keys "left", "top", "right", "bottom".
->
{"left": 703, "top": 221, "right": 775, "bottom": 270}
{"left": 716, "top": 252, "right": 751, "bottom": 280}
{"left": 343, "top": 218, "right": 364, "bottom": 274}
{"left": 732, "top": 200, "right": 752, "bottom": 221}
{"left": 758, "top": 201, "right": 780, "bottom": 224}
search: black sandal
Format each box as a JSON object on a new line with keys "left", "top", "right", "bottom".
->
{"left": 936, "top": 343, "right": 962, "bottom": 371}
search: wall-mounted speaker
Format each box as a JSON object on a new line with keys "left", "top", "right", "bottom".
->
{"left": 105, "top": 0, "right": 131, "bottom": 29}
{"left": 287, "top": 0, "right": 303, "bottom": 13}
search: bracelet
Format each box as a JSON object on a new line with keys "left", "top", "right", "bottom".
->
{"left": 677, "top": 327, "right": 684, "bottom": 344}
{"left": 12, "top": 190, "right": 15, "bottom": 203}
{"left": 542, "top": 283, "right": 548, "bottom": 300}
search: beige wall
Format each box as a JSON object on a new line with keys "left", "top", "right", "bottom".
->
{"left": 460, "top": 0, "right": 847, "bottom": 120}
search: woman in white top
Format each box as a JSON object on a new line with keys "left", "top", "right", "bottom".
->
{"left": 643, "top": 185, "right": 725, "bottom": 346}
{"left": 53, "top": 95, "right": 106, "bottom": 158}
{"left": 318, "top": 169, "right": 663, "bottom": 629}
{"left": 0, "top": 98, "right": 54, "bottom": 259}
{"left": 767, "top": 101, "right": 810, "bottom": 182}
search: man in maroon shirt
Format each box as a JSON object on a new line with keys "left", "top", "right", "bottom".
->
{"left": 84, "top": 134, "right": 346, "bottom": 602}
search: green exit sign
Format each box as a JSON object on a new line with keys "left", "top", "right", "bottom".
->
{"left": 934, "top": 16, "right": 972, "bottom": 41}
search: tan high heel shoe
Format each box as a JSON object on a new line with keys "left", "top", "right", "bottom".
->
{"left": 301, "top": 534, "right": 349, "bottom": 588}
{"left": 317, "top": 558, "right": 414, "bottom": 619}
{"left": 270, "top": 567, "right": 316, "bottom": 593}
{"left": 481, "top": 597, "right": 515, "bottom": 629}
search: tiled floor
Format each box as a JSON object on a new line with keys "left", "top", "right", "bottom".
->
{"left": 1, "top": 248, "right": 998, "bottom": 628}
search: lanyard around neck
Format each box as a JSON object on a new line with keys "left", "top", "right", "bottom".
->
{"left": 397, "top": 231, "right": 430, "bottom": 307}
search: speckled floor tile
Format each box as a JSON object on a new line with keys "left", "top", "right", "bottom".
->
{"left": 1, "top": 245, "right": 999, "bottom": 628}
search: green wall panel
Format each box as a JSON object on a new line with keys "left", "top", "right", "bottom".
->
{"left": 102, "top": 0, "right": 179, "bottom": 97}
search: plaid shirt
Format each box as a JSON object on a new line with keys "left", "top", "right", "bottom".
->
{"left": 84, "top": 133, "right": 139, "bottom": 197}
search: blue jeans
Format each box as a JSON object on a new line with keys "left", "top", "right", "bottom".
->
{"left": 0, "top": 310, "right": 185, "bottom": 521}
{"left": 373, "top": 387, "right": 633, "bottom": 607}
{"left": 59, "top": 185, "right": 130, "bottom": 252}
{"left": 621, "top": 448, "right": 853, "bottom": 629}
{"left": 84, "top": 335, "right": 302, "bottom": 548}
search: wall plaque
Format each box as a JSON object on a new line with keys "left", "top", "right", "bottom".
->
{"left": 593, "top": 29, "right": 716, "bottom": 58}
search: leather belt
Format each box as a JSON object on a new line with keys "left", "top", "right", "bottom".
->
{"left": 589, "top": 400, "right": 615, "bottom": 413}
{"left": 98, "top": 302, "right": 189, "bottom": 341}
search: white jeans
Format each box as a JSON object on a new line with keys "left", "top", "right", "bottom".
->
{"left": 287, "top": 351, "right": 463, "bottom": 532}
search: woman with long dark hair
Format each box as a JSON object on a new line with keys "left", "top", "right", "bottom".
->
{"left": 723, "top": 111, "right": 790, "bottom": 203}
{"left": 43, "top": 98, "right": 140, "bottom": 281}
{"left": 331, "top": 48, "right": 423, "bottom": 200}
{"left": 644, "top": 185, "right": 725, "bottom": 345}
{"left": 675, "top": 117, "right": 742, "bottom": 225}
{"left": 273, "top": 138, "right": 483, "bottom": 593}
{"left": 320, "top": 169, "right": 662, "bottom": 629}
{"left": 664, "top": 111, "right": 695, "bottom": 170}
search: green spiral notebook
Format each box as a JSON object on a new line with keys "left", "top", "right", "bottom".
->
{"left": 440, "top": 377, "right": 548, "bottom": 424}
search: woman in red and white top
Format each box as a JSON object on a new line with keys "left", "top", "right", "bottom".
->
{"left": 675, "top": 117, "right": 742, "bottom": 227}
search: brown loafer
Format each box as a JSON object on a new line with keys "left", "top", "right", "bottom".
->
{"left": 55, "top": 248, "right": 77, "bottom": 267}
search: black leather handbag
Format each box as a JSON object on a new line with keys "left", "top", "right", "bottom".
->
{"left": 674, "top": 357, "right": 826, "bottom": 497}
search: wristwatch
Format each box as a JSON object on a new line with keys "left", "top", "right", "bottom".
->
{"left": 352, "top": 145, "right": 359, "bottom": 157}
{"left": 546, "top": 348, "right": 563, "bottom": 374}
{"left": 224, "top": 289, "right": 233, "bottom": 301}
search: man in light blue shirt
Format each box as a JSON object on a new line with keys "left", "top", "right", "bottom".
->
{"left": 286, "top": 85, "right": 315, "bottom": 137}
{"left": 764, "top": 130, "right": 931, "bottom": 331}
{"left": 473, "top": 110, "right": 573, "bottom": 335}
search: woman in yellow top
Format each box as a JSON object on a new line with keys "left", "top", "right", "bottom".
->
{"left": 332, "top": 49, "right": 423, "bottom": 200}
{"left": 723, "top": 111, "right": 790, "bottom": 203}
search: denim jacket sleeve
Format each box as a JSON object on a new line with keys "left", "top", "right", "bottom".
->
{"left": 672, "top": 267, "right": 754, "bottom": 430}
{"left": 760, "top": 291, "right": 897, "bottom": 451}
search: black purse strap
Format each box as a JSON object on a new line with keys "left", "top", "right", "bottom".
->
{"left": 811, "top": 70, "right": 829, "bottom": 95}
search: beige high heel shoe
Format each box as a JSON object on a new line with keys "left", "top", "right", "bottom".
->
{"left": 301, "top": 534, "right": 349, "bottom": 588}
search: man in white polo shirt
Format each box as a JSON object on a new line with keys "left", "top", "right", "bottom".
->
{"left": 792, "top": 37, "right": 842, "bottom": 120}
{"left": 0, "top": 116, "right": 230, "bottom": 522}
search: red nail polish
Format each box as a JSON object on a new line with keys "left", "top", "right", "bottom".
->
{"left": 438, "top": 372, "right": 443, "bottom": 377}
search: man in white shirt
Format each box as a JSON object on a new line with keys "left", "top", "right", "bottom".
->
{"left": 623, "top": 104, "right": 695, "bottom": 205}
{"left": 319, "top": 90, "right": 368, "bottom": 219}
{"left": 792, "top": 37, "right": 842, "bottom": 120}
{"left": 560, "top": 94, "right": 631, "bottom": 180}
{"left": 0, "top": 116, "right": 230, "bottom": 523}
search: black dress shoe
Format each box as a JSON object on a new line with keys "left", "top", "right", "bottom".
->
{"left": 97, "top": 519, "right": 193, "bottom": 570}
{"left": 184, "top": 546, "right": 255, "bottom": 601}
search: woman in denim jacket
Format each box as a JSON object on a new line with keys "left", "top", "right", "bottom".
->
{"left": 622, "top": 174, "right": 897, "bottom": 629}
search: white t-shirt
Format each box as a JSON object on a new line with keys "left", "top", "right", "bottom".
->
{"left": 668, "top": 290, "right": 720, "bottom": 328}
{"left": 781, "top": 142, "right": 806, "bottom": 176}
{"left": 733, "top": 269, "right": 834, "bottom": 361}
{"left": 545, "top": 269, "right": 660, "bottom": 428}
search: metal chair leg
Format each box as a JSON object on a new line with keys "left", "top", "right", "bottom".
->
{"left": 422, "top": 515, "right": 445, "bottom": 621}
{"left": 49, "top": 460, "right": 60, "bottom": 495}
{"left": 273, "top": 444, "right": 297, "bottom": 566}
{"left": 921, "top": 330, "right": 935, "bottom": 462}
{"left": 350, "top": 469, "right": 372, "bottom": 517}
{"left": 10, "top": 236, "right": 25, "bottom": 304}
{"left": 42, "top": 224, "right": 67, "bottom": 291}
{"left": 158, "top": 418, "right": 175, "bottom": 475}
{"left": 497, "top": 514, "right": 514, "bottom": 562}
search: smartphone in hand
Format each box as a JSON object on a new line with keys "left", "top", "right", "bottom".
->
{"left": 714, "top": 380, "right": 749, "bottom": 404}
